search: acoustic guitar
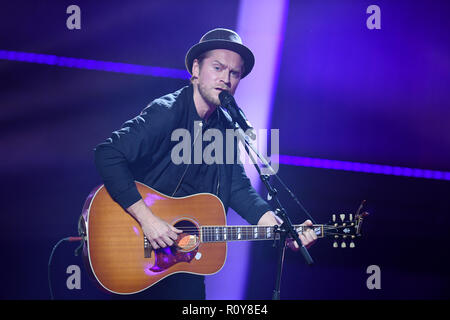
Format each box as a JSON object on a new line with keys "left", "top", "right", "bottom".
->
{"left": 79, "top": 182, "right": 367, "bottom": 295}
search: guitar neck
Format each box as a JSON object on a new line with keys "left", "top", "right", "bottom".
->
{"left": 200, "top": 224, "right": 324, "bottom": 243}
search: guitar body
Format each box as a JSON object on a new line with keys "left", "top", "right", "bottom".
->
{"left": 79, "top": 182, "right": 368, "bottom": 295}
{"left": 80, "top": 182, "right": 227, "bottom": 295}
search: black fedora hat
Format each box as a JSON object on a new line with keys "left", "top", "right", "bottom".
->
{"left": 185, "top": 28, "right": 255, "bottom": 79}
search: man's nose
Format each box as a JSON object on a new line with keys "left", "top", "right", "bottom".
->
{"left": 219, "top": 70, "right": 231, "bottom": 86}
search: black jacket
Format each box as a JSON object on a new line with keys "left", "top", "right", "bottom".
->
{"left": 94, "top": 84, "right": 271, "bottom": 225}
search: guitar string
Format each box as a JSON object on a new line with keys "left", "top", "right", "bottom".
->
{"left": 166, "top": 226, "right": 355, "bottom": 239}
{"left": 170, "top": 225, "right": 352, "bottom": 231}
{"left": 169, "top": 230, "right": 340, "bottom": 237}
{"left": 163, "top": 227, "right": 354, "bottom": 243}
{"left": 177, "top": 232, "right": 352, "bottom": 241}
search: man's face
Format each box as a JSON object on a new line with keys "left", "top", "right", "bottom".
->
{"left": 192, "top": 49, "right": 244, "bottom": 107}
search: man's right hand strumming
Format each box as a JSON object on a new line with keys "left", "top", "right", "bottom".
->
{"left": 127, "top": 199, "right": 182, "bottom": 250}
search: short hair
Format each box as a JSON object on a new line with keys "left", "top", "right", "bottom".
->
{"left": 189, "top": 50, "right": 246, "bottom": 83}
{"left": 190, "top": 51, "right": 213, "bottom": 83}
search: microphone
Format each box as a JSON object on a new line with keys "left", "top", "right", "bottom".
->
{"left": 219, "top": 90, "right": 256, "bottom": 140}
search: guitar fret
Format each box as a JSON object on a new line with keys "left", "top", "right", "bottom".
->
{"left": 223, "top": 227, "right": 227, "bottom": 241}
{"left": 202, "top": 225, "right": 299, "bottom": 242}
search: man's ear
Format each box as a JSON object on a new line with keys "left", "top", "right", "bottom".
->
{"left": 192, "top": 59, "right": 200, "bottom": 78}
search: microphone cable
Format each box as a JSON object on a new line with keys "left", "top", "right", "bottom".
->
{"left": 48, "top": 236, "right": 83, "bottom": 300}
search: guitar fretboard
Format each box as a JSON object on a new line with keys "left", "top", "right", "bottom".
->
{"left": 200, "top": 225, "right": 323, "bottom": 243}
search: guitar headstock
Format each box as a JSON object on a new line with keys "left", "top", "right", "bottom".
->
{"left": 324, "top": 201, "right": 369, "bottom": 248}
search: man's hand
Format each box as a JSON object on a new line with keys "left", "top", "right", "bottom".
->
{"left": 127, "top": 199, "right": 182, "bottom": 250}
{"left": 141, "top": 214, "right": 182, "bottom": 250}
{"left": 258, "top": 211, "right": 317, "bottom": 251}
{"left": 286, "top": 219, "right": 317, "bottom": 250}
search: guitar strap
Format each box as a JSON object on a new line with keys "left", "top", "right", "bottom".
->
{"left": 171, "top": 111, "right": 222, "bottom": 197}
{"left": 171, "top": 119, "right": 205, "bottom": 197}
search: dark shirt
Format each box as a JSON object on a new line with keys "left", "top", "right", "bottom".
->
{"left": 93, "top": 84, "right": 272, "bottom": 299}
{"left": 94, "top": 84, "right": 271, "bottom": 225}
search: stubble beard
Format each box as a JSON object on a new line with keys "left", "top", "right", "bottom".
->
{"left": 198, "top": 82, "right": 220, "bottom": 108}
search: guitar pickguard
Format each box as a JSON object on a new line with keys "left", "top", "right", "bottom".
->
{"left": 149, "top": 222, "right": 201, "bottom": 273}
{"left": 150, "top": 243, "right": 198, "bottom": 272}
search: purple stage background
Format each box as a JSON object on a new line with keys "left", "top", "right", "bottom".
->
{"left": 0, "top": 0, "right": 449, "bottom": 300}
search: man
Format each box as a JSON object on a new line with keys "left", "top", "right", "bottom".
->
{"left": 94, "top": 28, "right": 317, "bottom": 299}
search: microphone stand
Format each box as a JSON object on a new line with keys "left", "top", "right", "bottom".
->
{"left": 219, "top": 107, "right": 314, "bottom": 300}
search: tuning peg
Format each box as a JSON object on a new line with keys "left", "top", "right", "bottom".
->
{"left": 333, "top": 241, "right": 338, "bottom": 248}
{"left": 349, "top": 214, "right": 353, "bottom": 221}
{"left": 333, "top": 214, "right": 338, "bottom": 227}
{"left": 350, "top": 242, "right": 355, "bottom": 248}
{"left": 341, "top": 242, "right": 346, "bottom": 248}
{"left": 340, "top": 214, "right": 345, "bottom": 222}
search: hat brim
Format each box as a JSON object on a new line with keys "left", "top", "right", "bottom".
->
{"left": 185, "top": 40, "right": 255, "bottom": 79}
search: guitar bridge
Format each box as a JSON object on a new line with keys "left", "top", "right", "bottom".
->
{"left": 144, "top": 236, "right": 152, "bottom": 258}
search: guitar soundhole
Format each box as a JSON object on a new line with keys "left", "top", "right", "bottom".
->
{"left": 174, "top": 219, "right": 200, "bottom": 252}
